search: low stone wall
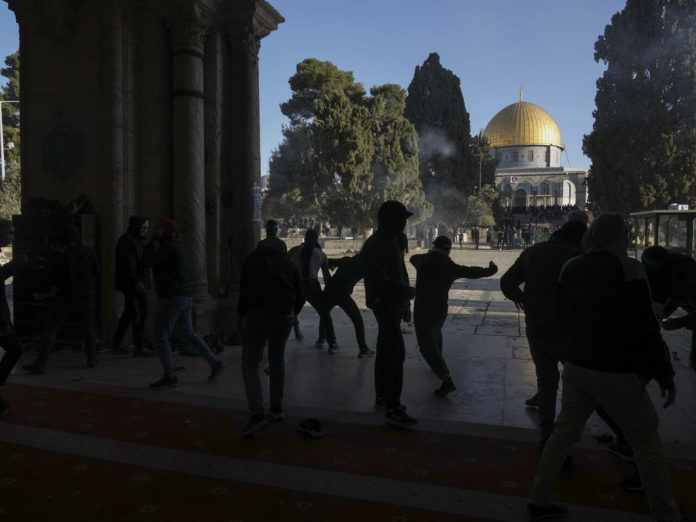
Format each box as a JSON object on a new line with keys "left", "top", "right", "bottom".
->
{"left": 283, "top": 237, "right": 426, "bottom": 252}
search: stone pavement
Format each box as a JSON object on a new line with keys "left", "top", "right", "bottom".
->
{"left": 3, "top": 245, "right": 696, "bottom": 521}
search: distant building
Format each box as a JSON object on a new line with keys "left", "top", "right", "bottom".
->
{"left": 484, "top": 92, "right": 587, "bottom": 209}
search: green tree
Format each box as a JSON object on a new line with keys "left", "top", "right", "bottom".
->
{"left": 405, "top": 53, "right": 475, "bottom": 223}
{"left": 1, "top": 51, "right": 20, "bottom": 164}
{"left": 0, "top": 159, "right": 21, "bottom": 219}
{"left": 265, "top": 58, "right": 431, "bottom": 227}
{"left": 583, "top": 0, "right": 696, "bottom": 215}
{"left": 470, "top": 132, "right": 498, "bottom": 191}
{"left": 466, "top": 185, "right": 504, "bottom": 227}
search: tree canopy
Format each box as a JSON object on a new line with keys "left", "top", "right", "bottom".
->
{"left": 264, "top": 58, "right": 431, "bottom": 227}
{"left": 405, "top": 53, "right": 476, "bottom": 223}
{"left": 1, "top": 50, "right": 20, "bottom": 164}
{"left": 583, "top": 0, "right": 696, "bottom": 215}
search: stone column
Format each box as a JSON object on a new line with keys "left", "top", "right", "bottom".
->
{"left": 169, "top": 14, "right": 211, "bottom": 301}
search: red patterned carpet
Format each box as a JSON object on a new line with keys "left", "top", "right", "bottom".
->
{"left": 0, "top": 383, "right": 694, "bottom": 521}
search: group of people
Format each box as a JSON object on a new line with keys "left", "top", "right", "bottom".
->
{"left": 502, "top": 210, "right": 689, "bottom": 521}
{"left": 238, "top": 202, "right": 498, "bottom": 435}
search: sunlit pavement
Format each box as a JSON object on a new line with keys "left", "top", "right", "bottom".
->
{"left": 2, "top": 244, "right": 695, "bottom": 521}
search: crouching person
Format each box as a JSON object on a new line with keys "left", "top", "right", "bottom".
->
{"left": 239, "top": 239, "right": 304, "bottom": 436}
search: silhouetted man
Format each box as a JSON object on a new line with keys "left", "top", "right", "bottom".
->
{"left": 257, "top": 219, "right": 287, "bottom": 254}
{"left": 411, "top": 236, "right": 497, "bottom": 396}
{"left": 325, "top": 253, "right": 374, "bottom": 358}
{"left": 143, "top": 219, "right": 223, "bottom": 388}
{"left": 238, "top": 239, "right": 303, "bottom": 436}
{"left": 24, "top": 225, "right": 101, "bottom": 374}
{"left": 362, "top": 201, "right": 417, "bottom": 427}
{"left": 0, "top": 219, "right": 24, "bottom": 415}
{"left": 528, "top": 214, "right": 680, "bottom": 522}
{"left": 112, "top": 215, "right": 152, "bottom": 356}
{"left": 500, "top": 216, "right": 587, "bottom": 451}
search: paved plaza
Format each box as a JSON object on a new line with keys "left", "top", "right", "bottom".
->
{"left": 2, "top": 244, "right": 696, "bottom": 521}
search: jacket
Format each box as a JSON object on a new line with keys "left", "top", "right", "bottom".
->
{"left": 238, "top": 247, "right": 303, "bottom": 317}
{"left": 410, "top": 251, "right": 496, "bottom": 323}
{"left": 115, "top": 231, "right": 147, "bottom": 291}
{"left": 361, "top": 229, "right": 411, "bottom": 311}
{"left": 500, "top": 234, "right": 582, "bottom": 341}
{"left": 143, "top": 239, "right": 190, "bottom": 299}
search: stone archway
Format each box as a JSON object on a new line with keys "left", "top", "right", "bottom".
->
{"left": 514, "top": 188, "right": 527, "bottom": 208}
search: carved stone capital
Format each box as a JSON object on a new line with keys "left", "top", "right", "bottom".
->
{"left": 168, "top": 5, "right": 212, "bottom": 53}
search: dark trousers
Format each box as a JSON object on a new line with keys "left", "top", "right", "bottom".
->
{"left": 305, "top": 280, "right": 336, "bottom": 343}
{"left": 414, "top": 316, "right": 448, "bottom": 379}
{"left": 372, "top": 304, "right": 405, "bottom": 409}
{"left": 325, "top": 285, "right": 367, "bottom": 348}
{"left": 0, "top": 332, "right": 22, "bottom": 385}
{"left": 113, "top": 288, "right": 148, "bottom": 351}
{"left": 37, "top": 293, "right": 96, "bottom": 367}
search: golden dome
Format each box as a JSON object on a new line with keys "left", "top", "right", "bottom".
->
{"left": 483, "top": 101, "right": 564, "bottom": 150}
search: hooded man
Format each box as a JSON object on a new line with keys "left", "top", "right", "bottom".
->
{"left": 238, "top": 238, "right": 304, "bottom": 436}
{"left": 410, "top": 236, "right": 497, "bottom": 397}
{"left": 143, "top": 219, "right": 223, "bottom": 388}
{"left": 257, "top": 219, "right": 287, "bottom": 254}
{"left": 0, "top": 219, "right": 24, "bottom": 415}
{"left": 112, "top": 215, "right": 152, "bottom": 356}
{"left": 361, "top": 201, "right": 417, "bottom": 427}
{"left": 528, "top": 214, "right": 680, "bottom": 522}
{"left": 500, "top": 214, "right": 587, "bottom": 450}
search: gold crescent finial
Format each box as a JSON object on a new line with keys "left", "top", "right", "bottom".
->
{"left": 519, "top": 85, "right": 523, "bottom": 102}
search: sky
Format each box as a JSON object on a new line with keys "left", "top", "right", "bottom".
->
{"left": 1, "top": 1, "right": 627, "bottom": 174}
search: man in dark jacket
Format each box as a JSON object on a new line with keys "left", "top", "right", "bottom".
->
{"left": 143, "top": 219, "right": 223, "bottom": 388}
{"left": 325, "top": 253, "right": 374, "bottom": 358}
{"left": 362, "top": 201, "right": 416, "bottom": 427}
{"left": 112, "top": 215, "right": 151, "bottom": 356}
{"left": 500, "top": 218, "right": 586, "bottom": 448}
{"left": 238, "top": 239, "right": 304, "bottom": 436}
{"left": 257, "top": 219, "right": 287, "bottom": 254}
{"left": 23, "top": 225, "right": 101, "bottom": 374}
{"left": 0, "top": 219, "right": 24, "bottom": 415}
{"left": 411, "top": 236, "right": 497, "bottom": 397}
{"left": 528, "top": 214, "right": 680, "bottom": 522}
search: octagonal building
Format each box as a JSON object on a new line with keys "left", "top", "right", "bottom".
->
{"left": 483, "top": 94, "right": 586, "bottom": 210}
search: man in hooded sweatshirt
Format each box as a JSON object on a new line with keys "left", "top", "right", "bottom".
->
{"left": 410, "top": 236, "right": 497, "bottom": 397}
{"left": 500, "top": 214, "right": 587, "bottom": 452}
{"left": 112, "top": 215, "right": 152, "bottom": 356}
{"left": 527, "top": 214, "right": 680, "bottom": 522}
{"left": 361, "top": 201, "right": 417, "bottom": 427}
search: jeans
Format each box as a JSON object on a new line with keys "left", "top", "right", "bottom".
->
{"left": 0, "top": 332, "right": 22, "bottom": 385}
{"left": 414, "top": 316, "right": 448, "bottom": 379}
{"left": 325, "top": 285, "right": 367, "bottom": 348}
{"left": 372, "top": 303, "right": 405, "bottom": 409}
{"left": 241, "top": 311, "right": 293, "bottom": 415}
{"left": 154, "top": 295, "right": 217, "bottom": 378}
{"left": 305, "top": 280, "right": 336, "bottom": 343}
{"left": 113, "top": 287, "right": 148, "bottom": 351}
{"left": 528, "top": 337, "right": 567, "bottom": 443}
{"left": 37, "top": 293, "right": 96, "bottom": 366}
{"left": 530, "top": 364, "right": 681, "bottom": 522}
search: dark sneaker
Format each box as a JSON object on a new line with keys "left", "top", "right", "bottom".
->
{"left": 242, "top": 414, "right": 269, "bottom": 436}
{"left": 435, "top": 378, "right": 456, "bottom": 397}
{"left": 314, "top": 339, "right": 325, "bottom": 349}
{"left": 374, "top": 396, "right": 386, "bottom": 408}
{"left": 22, "top": 362, "right": 45, "bottom": 375}
{"left": 386, "top": 405, "right": 417, "bottom": 427}
{"left": 526, "top": 502, "right": 568, "bottom": 520}
{"left": 0, "top": 395, "right": 9, "bottom": 417}
{"left": 620, "top": 471, "right": 643, "bottom": 492}
{"left": 267, "top": 407, "right": 285, "bottom": 422}
{"left": 328, "top": 342, "right": 339, "bottom": 354}
{"left": 525, "top": 393, "right": 539, "bottom": 410}
{"left": 208, "top": 361, "right": 224, "bottom": 381}
{"left": 298, "top": 418, "right": 325, "bottom": 439}
{"left": 358, "top": 346, "right": 375, "bottom": 358}
{"left": 608, "top": 442, "right": 634, "bottom": 463}
{"left": 149, "top": 375, "right": 178, "bottom": 389}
